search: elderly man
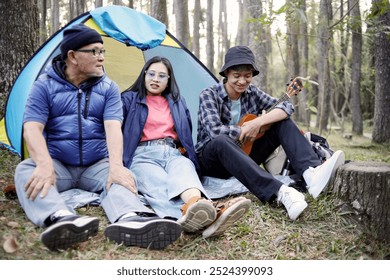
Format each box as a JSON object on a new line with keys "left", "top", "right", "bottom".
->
{"left": 14, "top": 24, "right": 181, "bottom": 251}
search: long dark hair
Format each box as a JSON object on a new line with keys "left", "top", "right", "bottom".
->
{"left": 124, "top": 56, "right": 180, "bottom": 101}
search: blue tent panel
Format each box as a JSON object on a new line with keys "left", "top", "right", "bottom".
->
{"left": 4, "top": 17, "right": 87, "bottom": 156}
{"left": 91, "top": 5, "right": 166, "bottom": 49}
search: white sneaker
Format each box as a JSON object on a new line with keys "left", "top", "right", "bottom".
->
{"left": 277, "top": 185, "right": 308, "bottom": 220}
{"left": 303, "top": 150, "right": 345, "bottom": 198}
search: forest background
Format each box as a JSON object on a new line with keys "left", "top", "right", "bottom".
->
{"left": 1, "top": 0, "right": 390, "bottom": 142}
{"left": 0, "top": 0, "right": 390, "bottom": 261}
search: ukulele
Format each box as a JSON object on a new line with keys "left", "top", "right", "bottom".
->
{"left": 236, "top": 77, "right": 304, "bottom": 155}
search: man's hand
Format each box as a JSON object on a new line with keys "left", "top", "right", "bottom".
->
{"left": 239, "top": 118, "right": 261, "bottom": 143}
{"left": 106, "top": 164, "right": 137, "bottom": 194}
{"left": 24, "top": 163, "right": 56, "bottom": 200}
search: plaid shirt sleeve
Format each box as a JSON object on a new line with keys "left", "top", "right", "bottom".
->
{"left": 245, "top": 85, "right": 294, "bottom": 117}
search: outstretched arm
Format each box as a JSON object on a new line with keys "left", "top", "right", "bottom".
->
{"left": 23, "top": 121, "right": 56, "bottom": 200}
{"left": 104, "top": 119, "right": 137, "bottom": 194}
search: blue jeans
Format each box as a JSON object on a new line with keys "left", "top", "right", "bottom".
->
{"left": 130, "top": 145, "right": 208, "bottom": 219}
{"left": 14, "top": 158, "right": 154, "bottom": 227}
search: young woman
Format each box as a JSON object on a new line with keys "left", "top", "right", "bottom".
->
{"left": 121, "top": 56, "right": 250, "bottom": 238}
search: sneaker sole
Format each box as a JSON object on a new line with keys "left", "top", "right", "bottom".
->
{"left": 311, "top": 150, "right": 345, "bottom": 198}
{"left": 202, "top": 199, "right": 251, "bottom": 238}
{"left": 178, "top": 200, "right": 217, "bottom": 232}
{"left": 105, "top": 220, "right": 181, "bottom": 250}
{"left": 40, "top": 217, "right": 99, "bottom": 251}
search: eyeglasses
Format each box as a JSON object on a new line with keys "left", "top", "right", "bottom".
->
{"left": 75, "top": 48, "right": 106, "bottom": 57}
{"left": 145, "top": 70, "right": 170, "bottom": 81}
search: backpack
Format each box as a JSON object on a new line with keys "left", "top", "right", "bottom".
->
{"left": 264, "top": 131, "right": 334, "bottom": 176}
{"left": 303, "top": 132, "right": 334, "bottom": 163}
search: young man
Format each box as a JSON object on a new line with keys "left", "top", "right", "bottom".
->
{"left": 14, "top": 24, "right": 181, "bottom": 251}
{"left": 195, "top": 46, "right": 345, "bottom": 220}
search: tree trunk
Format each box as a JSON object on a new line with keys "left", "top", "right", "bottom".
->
{"left": 206, "top": 0, "right": 214, "bottom": 75}
{"left": 298, "top": 0, "right": 310, "bottom": 128}
{"left": 331, "top": 162, "right": 390, "bottom": 243}
{"left": 350, "top": 0, "right": 363, "bottom": 135}
{"left": 174, "top": 0, "right": 189, "bottom": 48}
{"left": 372, "top": 0, "right": 390, "bottom": 143}
{"left": 0, "top": 0, "right": 39, "bottom": 118}
{"left": 51, "top": 0, "right": 60, "bottom": 35}
{"left": 286, "top": 0, "right": 300, "bottom": 120}
{"left": 151, "top": 0, "right": 168, "bottom": 26}
{"left": 217, "top": 0, "right": 230, "bottom": 73}
{"left": 235, "top": 0, "right": 244, "bottom": 45}
{"left": 39, "top": 0, "right": 47, "bottom": 44}
{"left": 95, "top": 0, "right": 103, "bottom": 8}
{"left": 192, "top": 0, "right": 201, "bottom": 58}
{"left": 247, "top": 0, "right": 267, "bottom": 91}
{"left": 335, "top": 0, "right": 349, "bottom": 130}
{"left": 316, "top": 0, "right": 331, "bottom": 133}
{"left": 77, "top": 0, "right": 85, "bottom": 16}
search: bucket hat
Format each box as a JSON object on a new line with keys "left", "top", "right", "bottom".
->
{"left": 219, "top": 46, "right": 259, "bottom": 77}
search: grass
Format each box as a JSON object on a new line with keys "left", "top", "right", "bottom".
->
{"left": 1, "top": 123, "right": 389, "bottom": 260}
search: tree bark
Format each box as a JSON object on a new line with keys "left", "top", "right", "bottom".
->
{"left": 95, "top": 0, "right": 103, "bottom": 8}
{"left": 331, "top": 161, "right": 390, "bottom": 243}
{"left": 350, "top": 0, "right": 363, "bottom": 135}
{"left": 372, "top": 0, "right": 390, "bottom": 143}
{"left": 192, "top": 0, "right": 201, "bottom": 58}
{"left": 297, "top": 0, "right": 310, "bottom": 128}
{"left": 316, "top": 0, "right": 331, "bottom": 133}
{"left": 151, "top": 0, "right": 168, "bottom": 26}
{"left": 206, "top": 0, "right": 214, "bottom": 74}
{"left": 217, "top": 0, "right": 230, "bottom": 73}
{"left": 286, "top": 0, "right": 300, "bottom": 120}
{"left": 247, "top": 0, "right": 267, "bottom": 91}
{"left": 0, "top": 0, "right": 39, "bottom": 118}
{"left": 174, "top": 0, "right": 189, "bottom": 48}
{"left": 39, "top": 0, "right": 47, "bottom": 44}
{"left": 51, "top": 0, "right": 60, "bottom": 35}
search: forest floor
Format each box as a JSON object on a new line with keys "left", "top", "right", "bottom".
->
{"left": 1, "top": 120, "right": 389, "bottom": 260}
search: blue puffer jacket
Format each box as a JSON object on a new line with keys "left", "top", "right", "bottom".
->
{"left": 23, "top": 56, "right": 122, "bottom": 166}
{"left": 121, "top": 91, "right": 200, "bottom": 173}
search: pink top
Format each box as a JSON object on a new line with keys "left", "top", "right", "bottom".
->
{"left": 141, "top": 95, "right": 178, "bottom": 141}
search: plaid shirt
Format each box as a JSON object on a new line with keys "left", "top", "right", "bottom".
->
{"left": 195, "top": 81, "right": 295, "bottom": 153}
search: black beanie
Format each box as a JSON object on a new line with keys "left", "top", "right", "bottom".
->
{"left": 60, "top": 23, "right": 103, "bottom": 60}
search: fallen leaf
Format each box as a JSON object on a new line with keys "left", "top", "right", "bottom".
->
{"left": 7, "top": 221, "right": 20, "bottom": 228}
{"left": 3, "top": 184, "right": 17, "bottom": 200}
{"left": 3, "top": 236, "right": 20, "bottom": 253}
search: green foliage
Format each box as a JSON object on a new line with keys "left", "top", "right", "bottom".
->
{"left": 368, "top": 0, "right": 390, "bottom": 19}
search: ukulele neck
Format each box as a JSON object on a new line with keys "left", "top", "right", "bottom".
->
{"left": 265, "top": 93, "right": 291, "bottom": 114}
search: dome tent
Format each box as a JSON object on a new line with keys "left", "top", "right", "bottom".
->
{"left": 0, "top": 5, "right": 217, "bottom": 158}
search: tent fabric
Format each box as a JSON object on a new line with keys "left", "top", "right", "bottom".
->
{"left": 90, "top": 6, "right": 166, "bottom": 49}
{"left": 0, "top": 5, "right": 218, "bottom": 159}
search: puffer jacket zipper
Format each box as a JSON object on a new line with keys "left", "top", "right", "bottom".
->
{"left": 84, "top": 90, "right": 91, "bottom": 118}
{"left": 77, "top": 89, "right": 84, "bottom": 165}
